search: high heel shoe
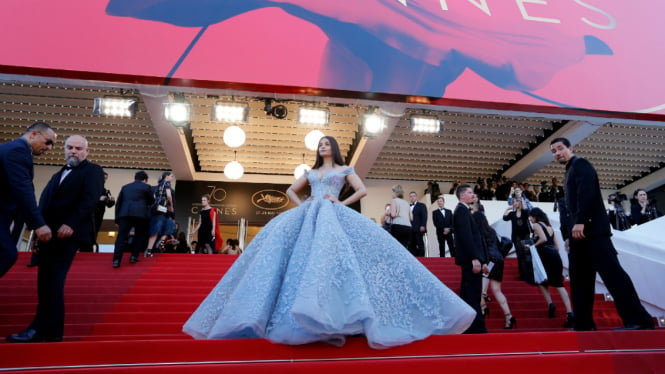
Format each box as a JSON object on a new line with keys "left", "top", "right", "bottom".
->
{"left": 481, "top": 305, "right": 490, "bottom": 318}
{"left": 504, "top": 314, "right": 516, "bottom": 329}
{"left": 548, "top": 303, "right": 556, "bottom": 319}
{"left": 563, "top": 312, "right": 575, "bottom": 328}
{"left": 483, "top": 293, "right": 491, "bottom": 303}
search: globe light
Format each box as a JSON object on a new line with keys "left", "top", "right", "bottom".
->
{"left": 304, "top": 130, "right": 325, "bottom": 151}
{"left": 294, "top": 163, "right": 311, "bottom": 179}
{"left": 224, "top": 160, "right": 244, "bottom": 180}
{"left": 223, "top": 125, "right": 246, "bottom": 148}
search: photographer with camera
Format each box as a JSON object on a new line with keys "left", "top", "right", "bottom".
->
{"left": 607, "top": 192, "right": 632, "bottom": 231}
{"left": 631, "top": 189, "right": 661, "bottom": 225}
{"left": 507, "top": 185, "right": 534, "bottom": 210}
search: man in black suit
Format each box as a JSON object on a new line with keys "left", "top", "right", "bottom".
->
{"left": 84, "top": 171, "right": 116, "bottom": 252}
{"left": 408, "top": 191, "right": 427, "bottom": 257}
{"left": 0, "top": 123, "right": 55, "bottom": 278}
{"left": 550, "top": 137, "right": 654, "bottom": 331}
{"left": 453, "top": 184, "right": 487, "bottom": 334}
{"left": 112, "top": 171, "right": 154, "bottom": 268}
{"left": 7, "top": 135, "right": 104, "bottom": 343}
{"left": 432, "top": 195, "right": 455, "bottom": 257}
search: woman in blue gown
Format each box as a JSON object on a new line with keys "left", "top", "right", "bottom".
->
{"left": 183, "top": 136, "right": 475, "bottom": 349}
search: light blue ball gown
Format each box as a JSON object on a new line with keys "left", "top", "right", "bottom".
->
{"left": 183, "top": 167, "right": 475, "bottom": 349}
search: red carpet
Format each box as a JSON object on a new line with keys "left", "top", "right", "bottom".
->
{"left": 0, "top": 253, "right": 662, "bottom": 373}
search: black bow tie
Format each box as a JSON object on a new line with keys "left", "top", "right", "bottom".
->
{"left": 64, "top": 165, "right": 73, "bottom": 170}
{"left": 410, "top": 203, "right": 414, "bottom": 206}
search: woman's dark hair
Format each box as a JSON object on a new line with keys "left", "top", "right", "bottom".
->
{"left": 312, "top": 136, "right": 344, "bottom": 169}
{"left": 633, "top": 188, "right": 647, "bottom": 198}
{"left": 158, "top": 171, "right": 172, "bottom": 183}
{"left": 529, "top": 207, "right": 551, "bottom": 226}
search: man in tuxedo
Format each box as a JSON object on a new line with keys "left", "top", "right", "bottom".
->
{"left": 550, "top": 137, "right": 654, "bottom": 331}
{"left": 7, "top": 135, "right": 104, "bottom": 343}
{"left": 112, "top": 170, "right": 154, "bottom": 268}
{"left": 0, "top": 123, "right": 55, "bottom": 278}
{"left": 408, "top": 191, "right": 427, "bottom": 257}
{"left": 432, "top": 195, "right": 455, "bottom": 257}
{"left": 453, "top": 184, "right": 487, "bottom": 334}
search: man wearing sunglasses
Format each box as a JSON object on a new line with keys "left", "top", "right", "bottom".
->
{"left": 0, "top": 122, "right": 55, "bottom": 278}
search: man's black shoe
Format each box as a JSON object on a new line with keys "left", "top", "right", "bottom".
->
{"left": 129, "top": 256, "right": 139, "bottom": 264}
{"left": 6, "top": 329, "right": 43, "bottom": 343}
{"left": 26, "top": 261, "right": 38, "bottom": 268}
{"left": 572, "top": 327, "right": 597, "bottom": 332}
{"left": 112, "top": 260, "right": 120, "bottom": 268}
{"left": 613, "top": 324, "right": 655, "bottom": 331}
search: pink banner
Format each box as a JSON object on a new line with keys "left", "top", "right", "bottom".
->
{"left": 1, "top": 0, "right": 664, "bottom": 114}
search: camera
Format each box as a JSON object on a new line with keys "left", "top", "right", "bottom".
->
{"left": 608, "top": 193, "right": 627, "bottom": 205}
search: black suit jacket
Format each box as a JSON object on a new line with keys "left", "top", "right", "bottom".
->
{"left": 0, "top": 138, "right": 46, "bottom": 229}
{"left": 411, "top": 202, "right": 428, "bottom": 232}
{"left": 115, "top": 180, "right": 154, "bottom": 221}
{"left": 564, "top": 156, "right": 611, "bottom": 237}
{"left": 453, "top": 202, "right": 485, "bottom": 266}
{"left": 432, "top": 208, "right": 453, "bottom": 233}
{"left": 39, "top": 160, "right": 104, "bottom": 245}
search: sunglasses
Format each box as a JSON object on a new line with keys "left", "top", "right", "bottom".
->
{"left": 39, "top": 132, "right": 55, "bottom": 146}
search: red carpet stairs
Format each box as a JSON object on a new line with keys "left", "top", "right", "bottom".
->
{"left": 1, "top": 253, "right": 663, "bottom": 373}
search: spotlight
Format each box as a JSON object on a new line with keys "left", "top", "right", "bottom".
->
{"left": 271, "top": 105, "right": 288, "bottom": 119}
{"left": 363, "top": 112, "right": 385, "bottom": 136}
{"left": 164, "top": 93, "right": 191, "bottom": 127}
{"left": 164, "top": 102, "right": 191, "bottom": 126}
{"left": 93, "top": 97, "right": 138, "bottom": 118}
{"left": 213, "top": 102, "right": 249, "bottom": 123}
{"left": 263, "top": 99, "right": 288, "bottom": 119}
{"left": 298, "top": 107, "right": 329, "bottom": 126}
{"left": 410, "top": 115, "right": 443, "bottom": 134}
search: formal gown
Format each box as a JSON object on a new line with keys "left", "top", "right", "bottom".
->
{"left": 183, "top": 167, "right": 475, "bottom": 349}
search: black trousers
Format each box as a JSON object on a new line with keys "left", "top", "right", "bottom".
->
{"left": 113, "top": 217, "right": 149, "bottom": 262}
{"left": 437, "top": 232, "right": 455, "bottom": 257}
{"left": 409, "top": 230, "right": 425, "bottom": 257}
{"left": 459, "top": 263, "right": 487, "bottom": 334}
{"left": 569, "top": 235, "right": 653, "bottom": 330}
{"left": 29, "top": 237, "right": 80, "bottom": 339}
{"left": 390, "top": 224, "right": 411, "bottom": 250}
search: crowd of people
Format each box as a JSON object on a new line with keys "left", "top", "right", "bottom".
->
{"left": 0, "top": 125, "right": 658, "bottom": 346}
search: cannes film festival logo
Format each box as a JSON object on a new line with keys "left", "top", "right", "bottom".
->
{"left": 252, "top": 190, "right": 289, "bottom": 210}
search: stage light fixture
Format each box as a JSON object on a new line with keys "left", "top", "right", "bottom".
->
{"left": 164, "top": 93, "right": 191, "bottom": 127}
{"left": 93, "top": 97, "right": 138, "bottom": 118}
{"left": 264, "top": 99, "right": 288, "bottom": 119}
{"left": 272, "top": 104, "right": 288, "bottom": 119}
{"left": 298, "top": 107, "right": 329, "bottom": 126}
{"left": 213, "top": 102, "right": 249, "bottom": 123}
{"left": 363, "top": 112, "right": 385, "bottom": 136}
{"left": 410, "top": 115, "right": 443, "bottom": 134}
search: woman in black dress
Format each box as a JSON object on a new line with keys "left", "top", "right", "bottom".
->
{"left": 191, "top": 194, "right": 217, "bottom": 254}
{"left": 502, "top": 198, "right": 532, "bottom": 284}
{"left": 528, "top": 208, "right": 574, "bottom": 328}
